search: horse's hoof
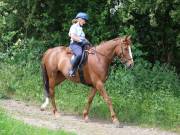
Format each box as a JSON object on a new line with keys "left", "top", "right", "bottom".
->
{"left": 84, "top": 115, "right": 89, "bottom": 123}
{"left": 83, "top": 110, "right": 89, "bottom": 123}
{"left": 54, "top": 112, "right": 60, "bottom": 118}
{"left": 114, "top": 122, "right": 124, "bottom": 128}
{"left": 113, "top": 119, "right": 123, "bottom": 128}
{"left": 40, "top": 107, "right": 45, "bottom": 111}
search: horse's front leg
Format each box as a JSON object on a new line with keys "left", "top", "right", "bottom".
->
{"left": 49, "top": 78, "right": 60, "bottom": 118}
{"left": 83, "top": 87, "right": 97, "bottom": 122}
{"left": 95, "top": 81, "right": 123, "bottom": 128}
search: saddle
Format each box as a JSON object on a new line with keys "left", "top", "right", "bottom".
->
{"left": 66, "top": 47, "right": 88, "bottom": 67}
{"left": 66, "top": 47, "right": 89, "bottom": 85}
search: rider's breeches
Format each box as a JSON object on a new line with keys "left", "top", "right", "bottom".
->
{"left": 70, "top": 43, "right": 83, "bottom": 60}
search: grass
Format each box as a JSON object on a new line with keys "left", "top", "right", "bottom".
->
{"left": 0, "top": 108, "right": 76, "bottom": 135}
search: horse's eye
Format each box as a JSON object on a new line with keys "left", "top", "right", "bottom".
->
{"left": 124, "top": 48, "right": 128, "bottom": 51}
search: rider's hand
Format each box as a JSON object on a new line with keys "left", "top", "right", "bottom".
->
{"left": 79, "top": 38, "right": 90, "bottom": 46}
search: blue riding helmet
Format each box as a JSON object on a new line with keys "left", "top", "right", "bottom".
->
{"left": 75, "top": 12, "right": 89, "bottom": 21}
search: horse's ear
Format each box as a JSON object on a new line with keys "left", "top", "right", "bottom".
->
{"left": 125, "top": 35, "right": 131, "bottom": 40}
{"left": 125, "top": 36, "right": 128, "bottom": 41}
{"left": 124, "top": 36, "right": 131, "bottom": 46}
{"left": 127, "top": 36, "right": 131, "bottom": 40}
{"left": 124, "top": 36, "right": 130, "bottom": 42}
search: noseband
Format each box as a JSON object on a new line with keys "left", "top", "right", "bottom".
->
{"left": 119, "top": 46, "right": 133, "bottom": 64}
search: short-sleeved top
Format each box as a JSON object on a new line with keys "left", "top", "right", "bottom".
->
{"left": 68, "top": 22, "right": 85, "bottom": 43}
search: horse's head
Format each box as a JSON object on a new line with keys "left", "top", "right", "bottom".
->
{"left": 115, "top": 36, "right": 134, "bottom": 69}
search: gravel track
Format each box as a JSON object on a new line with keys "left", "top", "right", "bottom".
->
{"left": 0, "top": 99, "right": 178, "bottom": 135}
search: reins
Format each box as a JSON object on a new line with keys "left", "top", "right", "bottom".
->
{"left": 88, "top": 45, "right": 132, "bottom": 62}
{"left": 87, "top": 47, "right": 112, "bottom": 61}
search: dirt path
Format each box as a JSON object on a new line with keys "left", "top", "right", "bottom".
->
{"left": 0, "top": 99, "right": 178, "bottom": 135}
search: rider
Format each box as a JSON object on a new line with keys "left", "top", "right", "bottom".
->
{"left": 68, "top": 12, "right": 90, "bottom": 77}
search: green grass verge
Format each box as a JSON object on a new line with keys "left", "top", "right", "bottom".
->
{"left": 0, "top": 108, "right": 76, "bottom": 135}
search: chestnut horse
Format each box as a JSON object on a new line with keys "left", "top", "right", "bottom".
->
{"left": 40, "top": 36, "right": 134, "bottom": 127}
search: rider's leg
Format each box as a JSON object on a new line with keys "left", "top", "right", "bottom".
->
{"left": 69, "top": 44, "right": 82, "bottom": 76}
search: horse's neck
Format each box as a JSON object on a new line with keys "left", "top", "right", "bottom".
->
{"left": 96, "top": 40, "right": 117, "bottom": 61}
{"left": 90, "top": 40, "right": 117, "bottom": 78}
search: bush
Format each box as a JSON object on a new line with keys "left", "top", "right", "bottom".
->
{"left": 105, "top": 60, "right": 180, "bottom": 129}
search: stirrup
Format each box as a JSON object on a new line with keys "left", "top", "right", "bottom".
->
{"left": 68, "top": 69, "right": 76, "bottom": 77}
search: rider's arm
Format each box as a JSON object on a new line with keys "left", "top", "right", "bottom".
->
{"left": 69, "top": 24, "right": 85, "bottom": 43}
{"left": 69, "top": 33, "right": 82, "bottom": 42}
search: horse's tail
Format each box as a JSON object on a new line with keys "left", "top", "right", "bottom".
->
{"left": 41, "top": 63, "right": 49, "bottom": 98}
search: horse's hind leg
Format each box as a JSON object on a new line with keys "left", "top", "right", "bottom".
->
{"left": 41, "top": 80, "right": 56, "bottom": 113}
{"left": 48, "top": 77, "right": 59, "bottom": 116}
{"left": 41, "top": 77, "right": 57, "bottom": 115}
{"left": 50, "top": 73, "right": 65, "bottom": 117}
{"left": 41, "top": 97, "right": 50, "bottom": 110}
{"left": 83, "top": 87, "right": 97, "bottom": 122}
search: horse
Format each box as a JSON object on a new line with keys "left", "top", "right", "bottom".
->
{"left": 40, "top": 36, "right": 134, "bottom": 127}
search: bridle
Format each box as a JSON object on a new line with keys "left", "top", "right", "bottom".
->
{"left": 118, "top": 46, "right": 133, "bottom": 64}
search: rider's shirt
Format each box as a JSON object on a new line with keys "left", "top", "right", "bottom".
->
{"left": 68, "top": 22, "right": 85, "bottom": 43}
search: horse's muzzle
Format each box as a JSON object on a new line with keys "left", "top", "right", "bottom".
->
{"left": 126, "top": 62, "right": 134, "bottom": 69}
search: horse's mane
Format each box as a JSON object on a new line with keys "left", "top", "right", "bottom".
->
{"left": 97, "top": 37, "right": 121, "bottom": 47}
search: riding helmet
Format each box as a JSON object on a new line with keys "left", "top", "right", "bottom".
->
{"left": 75, "top": 12, "right": 89, "bottom": 21}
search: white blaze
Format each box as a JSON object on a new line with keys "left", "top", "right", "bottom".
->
{"left": 128, "top": 46, "right": 133, "bottom": 61}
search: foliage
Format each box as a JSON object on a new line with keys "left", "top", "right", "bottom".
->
{"left": 0, "top": 0, "right": 179, "bottom": 69}
{"left": 106, "top": 61, "right": 180, "bottom": 128}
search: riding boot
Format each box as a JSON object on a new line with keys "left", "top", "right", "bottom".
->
{"left": 69, "top": 55, "right": 80, "bottom": 77}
